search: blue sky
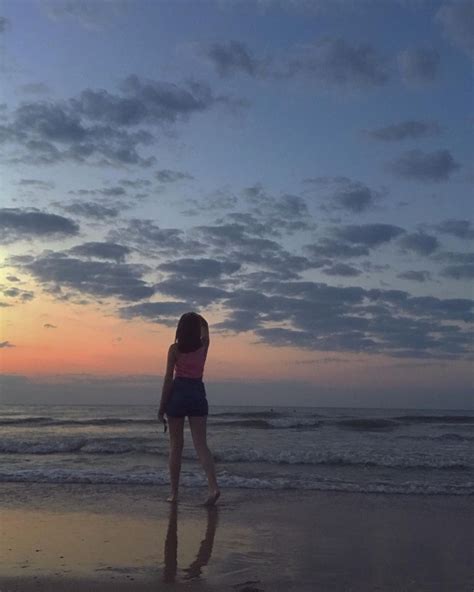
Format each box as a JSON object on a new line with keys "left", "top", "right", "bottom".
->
{"left": 0, "top": 0, "right": 473, "bottom": 408}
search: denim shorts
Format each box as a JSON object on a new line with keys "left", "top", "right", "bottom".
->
{"left": 165, "top": 377, "right": 208, "bottom": 417}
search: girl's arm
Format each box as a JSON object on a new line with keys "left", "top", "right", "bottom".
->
{"left": 158, "top": 343, "right": 177, "bottom": 417}
{"left": 200, "top": 315, "right": 210, "bottom": 348}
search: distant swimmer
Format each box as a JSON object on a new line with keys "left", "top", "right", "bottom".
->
{"left": 158, "top": 312, "right": 220, "bottom": 507}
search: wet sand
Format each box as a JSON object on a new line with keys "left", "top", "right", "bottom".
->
{"left": 0, "top": 482, "right": 472, "bottom": 591}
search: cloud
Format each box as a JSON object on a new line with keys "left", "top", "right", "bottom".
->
{"left": 239, "top": 185, "right": 314, "bottom": 234}
{"left": 331, "top": 223, "right": 405, "bottom": 247}
{"left": 434, "top": 219, "right": 474, "bottom": 240}
{"left": 154, "top": 278, "right": 230, "bottom": 307}
{"left": 435, "top": 1, "right": 474, "bottom": 60}
{"left": 387, "top": 149, "right": 461, "bottom": 181}
{"left": 158, "top": 258, "right": 241, "bottom": 280}
{"left": 440, "top": 264, "right": 474, "bottom": 280}
{"left": 13, "top": 251, "right": 155, "bottom": 302}
{"left": 17, "top": 82, "right": 52, "bottom": 95}
{"left": 118, "top": 178, "right": 152, "bottom": 189}
{"left": 204, "top": 41, "right": 263, "bottom": 77}
{"left": 321, "top": 263, "right": 361, "bottom": 277}
{"left": 6, "top": 275, "right": 20, "bottom": 282}
{"left": 203, "top": 37, "right": 389, "bottom": 89}
{"left": 397, "top": 47, "right": 440, "bottom": 85}
{"left": 0, "top": 208, "right": 79, "bottom": 244}
{"left": 1, "top": 286, "right": 34, "bottom": 302}
{"left": 118, "top": 301, "right": 191, "bottom": 325}
{"left": 310, "top": 177, "right": 383, "bottom": 213}
{"left": 44, "top": 323, "right": 57, "bottom": 329}
{"left": 41, "top": 0, "right": 126, "bottom": 30}
{"left": 0, "top": 16, "right": 10, "bottom": 33}
{"left": 398, "top": 231, "right": 440, "bottom": 256}
{"left": 303, "top": 238, "right": 369, "bottom": 260}
{"left": 0, "top": 76, "right": 246, "bottom": 167}
{"left": 68, "top": 242, "right": 131, "bottom": 262}
{"left": 74, "top": 75, "right": 245, "bottom": 126}
{"left": 397, "top": 270, "right": 432, "bottom": 282}
{"left": 57, "top": 201, "right": 121, "bottom": 220}
{"left": 155, "top": 169, "right": 194, "bottom": 183}
{"left": 0, "top": 341, "right": 15, "bottom": 348}
{"left": 18, "top": 179, "right": 55, "bottom": 190}
{"left": 364, "top": 120, "right": 441, "bottom": 142}
{"left": 107, "top": 219, "right": 207, "bottom": 257}
{"left": 193, "top": 221, "right": 313, "bottom": 278}
{"left": 284, "top": 38, "right": 390, "bottom": 88}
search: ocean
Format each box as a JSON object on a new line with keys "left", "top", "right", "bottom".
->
{"left": 0, "top": 404, "right": 472, "bottom": 496}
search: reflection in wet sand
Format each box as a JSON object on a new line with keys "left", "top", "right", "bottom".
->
{"left": 163, "top": 504, "right": 219, "bottom": 583}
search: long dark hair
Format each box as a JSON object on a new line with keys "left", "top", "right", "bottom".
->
{"left": 175, "top": 312, "right": 202, "bottom": 353}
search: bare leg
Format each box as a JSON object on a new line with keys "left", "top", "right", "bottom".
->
{"left": 167, "top": 416, "right": 185, "bottom": 502}
{"left": 188, "top": 416, "right": 220, "bottom": 506}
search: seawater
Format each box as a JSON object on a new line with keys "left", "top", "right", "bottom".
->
{"left": 0, "top": 404, "right": 473, "bottom": 495}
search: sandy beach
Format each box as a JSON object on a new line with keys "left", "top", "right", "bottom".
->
{"left": 0, "top": 482, "right": 472, "bottom": 591}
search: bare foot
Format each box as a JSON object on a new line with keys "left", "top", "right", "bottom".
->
{"left": 166, "top": 493, "right": 178, "bottom": 503}
{"left": 203, "top": 489, "right": 220, "bottom": 507}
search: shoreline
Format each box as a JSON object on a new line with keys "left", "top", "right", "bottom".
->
{"left": 1, "top": 482, "right": 473, "bottom": 591}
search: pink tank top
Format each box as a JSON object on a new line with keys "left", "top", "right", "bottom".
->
{"left": 174, "top": 344, "right": 208, "bottom": 379}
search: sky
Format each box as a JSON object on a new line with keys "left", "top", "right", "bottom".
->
{"left": 0, "top": 0, "right": 473, "bottom": 408}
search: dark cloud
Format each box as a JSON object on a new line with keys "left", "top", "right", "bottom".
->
{"left": 282, "top": 38, "right": 389, "bottom": 88}
{"left": 440, "top": 264, "right": 474, "bottom": 280}
{"left": 68, "top": 242, "right": 131, "bottom": 262}
{"left": 118, "top": 301, "right": 191, "bottom": 326}
{"left": 434, "top": 219, "right": 474, "bottom": 240}
{"left": 435, "top": 1, "right": 474, "bottom": 60}
{"left": 193, "top": 221, "right": 313, "bottom": 279}
{"left": 118, "top": 178, "right": 152, "bottom": 188}
{"left": 74, "top": 75, "right": 245, "bottom": 126}
{"left": 158, "top": 258, "right": 240, "bottom": 280}
{"left": 204, "top": 37, "right": 389, "bottom": 89}
{"left": 180, "top": 188, "right": 238, "bottom": 216}
{"left": 41, "top": 0, "right": 126, "bottom": 29}
{"left": 309, "top": 177, "right": 383, "bottom": 213}
{"left": 398, "top": 47, "right": 440, "bottom": 85}
{"left": 18, "top": 179, "right": 55, "bottom": 190}
{"left": 58, "top": 201, "right": 121, "bottom": 220}
{"left": 107, "top": 219, "right": 206, "bottom": 256}
{"left": 0, "top": 341, "right": 15, "bottom": 348}
{"left": 0, "top": 16, "right": 10, "bottom": 33}
{"left": 364, "top": 120, "right": 441, "bottom": 142}
{"left": 398, "top": 231, "right": 440, "bottom": 256}
{"left": 240, "top": 185, "right": 314, "bottom": 234}
{"left": 321, "top": 263, "right": 361, "bottom": 277}
{"left": 14, "top": 251, "right": 155, "bottom": 302}
{"left": 6, "top": 275, "right": 20, "bottom": 282}
{"left": 0, "top": 100, "right": 155, "bottom": 167}
{"left": 331, "top": 223, "right": 405, "bottom": 247}
{"left": 154, "top": 278, "right": 230, "bottom": 307}
{"left": 0, "top": 76, "right": 246, "bottom": 167}
{"left": 67, "top": 186, "right": 127, "bottom": 196}
{"left": 204, "top": 41, "right": 263, "bottom": 77}
{"left": 397, "top": 270, "right": 432, "bottom": 282}
{"left": 18, "top": 82, "right": 52, "bottom": 95}
{"left": 1, "top": 286, "right": 34, "bottom": 301}
{"left": 155, "top": 169, "right": 194, "bottom": 183}
{"left": 387, "top": 149, "right": 461, "bottom": 181}
{"left": 44, "top": 323, "right": 57, "bottom": 329}
{"left": 303, "top": 238, "right": 369, "bottom": 260}
{"left": 100, "top": 186, "right": 127, "bottom": 196}
{"left": 0, "top": 208, "right": 79, "bottom": 244}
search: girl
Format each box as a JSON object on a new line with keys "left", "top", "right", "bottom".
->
{"left": 158, "top": 312, "right": 220, "bottom": 506}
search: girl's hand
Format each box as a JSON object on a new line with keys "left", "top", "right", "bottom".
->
{"left": 158, "top": 410, "right": 168, "bottom": 433}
